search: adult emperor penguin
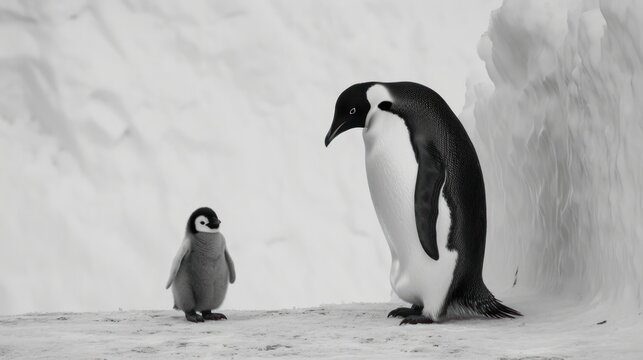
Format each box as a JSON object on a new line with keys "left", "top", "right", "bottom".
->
{"left": 325, "top": 82, "right": 521, "bottom": 324}
{"left": 166, "top": 207, "right": 236, "bottom": 322}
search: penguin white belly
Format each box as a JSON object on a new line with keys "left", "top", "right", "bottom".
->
{"left": 363, "top": 111, "right": 458, "bottom": 320}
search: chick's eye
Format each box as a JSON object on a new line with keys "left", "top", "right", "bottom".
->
{"left": 200, "top": 221, "right": 205, "bottom": 225}
{"left": 349, "top": 107, "right": 356, "bottom": 115}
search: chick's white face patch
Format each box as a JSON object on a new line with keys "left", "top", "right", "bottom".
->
{"left": 195, "top": 215, "right": 219, "bottom": 233}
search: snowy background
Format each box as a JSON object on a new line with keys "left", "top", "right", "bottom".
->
{"left": 1, "top": 0, "right": 642, "bottom": 324}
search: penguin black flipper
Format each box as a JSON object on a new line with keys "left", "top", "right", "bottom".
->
{"left": 413, "top": 142, "right": 445, "bottom": 261}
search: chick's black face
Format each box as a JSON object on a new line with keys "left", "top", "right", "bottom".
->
{"left": 187, "top": 207, "right": 221, "bottom": 234}
{"left": 325, "top": 83, "right": 374, "bottom": 146}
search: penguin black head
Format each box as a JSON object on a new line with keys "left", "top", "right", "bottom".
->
{"left": 325, "top": 82, "right": 376, "bottom": 146}
{"left": 187, "top": 207, "right": 221, "bottom": 234}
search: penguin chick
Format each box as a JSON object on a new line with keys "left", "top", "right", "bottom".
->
{"left": 166, "top": 207, "right": 236, "bottom": 323}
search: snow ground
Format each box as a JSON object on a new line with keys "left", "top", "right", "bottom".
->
{"left": 1, "top": 298, "right": 642, "bottom": 359}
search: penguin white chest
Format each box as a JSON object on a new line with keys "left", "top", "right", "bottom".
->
{"left": 363, "top": 110, "right": 458, "bottom": 319}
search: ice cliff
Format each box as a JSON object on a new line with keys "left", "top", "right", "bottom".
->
{"left": 467, "top": 0, "right": 643, "bottom": 308}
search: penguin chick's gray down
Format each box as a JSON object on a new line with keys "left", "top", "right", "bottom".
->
{"left": 166, "top": 207, "right": 236, "bottom": 323}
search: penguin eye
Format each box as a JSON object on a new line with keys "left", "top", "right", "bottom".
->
{"left": 200, "top": 221, "right": 205, "bottom": 225}
{"left": 349, "top": 107, "right": 356, "bottom": 115}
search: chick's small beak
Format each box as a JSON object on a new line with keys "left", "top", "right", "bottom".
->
{"left": 207, "top": 220, "right": 221, "bottom": 229}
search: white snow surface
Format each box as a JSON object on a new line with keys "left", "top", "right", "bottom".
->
{"left": 1, "top": 301, "right": 642, "bottom": 359}
{"left": 0, "top": 0, "right": 501, "bottom": 315}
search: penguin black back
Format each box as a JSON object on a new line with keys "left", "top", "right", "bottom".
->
{"left": 385, "top": 82, "right": 487, "bottom": 261}
{"left": 383, "top": 82, "right": 519, "bottom": 318}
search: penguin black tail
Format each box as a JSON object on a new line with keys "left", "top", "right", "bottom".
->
{"left": 474, "top": 297, "right": 522, "bottom": 319}
{"left": 453, "top": 283, "right": 522, "bottom": 319}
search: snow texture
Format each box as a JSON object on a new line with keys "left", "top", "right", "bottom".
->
{"left": 2, "top": 0, "right": 643, "bottom": 357}
{"left": 0, "top": 0, "right": 500, "bottom": 315}
{"left": 463, "top": 0, "right": 643, "bottom": 310}
{"left": 1, "top": 301, "right": 642, "bottom": 359}
{"left": 1, "top": 2, "right": 642, "bottom": 354}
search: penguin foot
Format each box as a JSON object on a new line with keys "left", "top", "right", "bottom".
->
{"left": 387, "top": 304, "right": 423, "bottom": 318}
{"left": 202, "top": 310, "right": 227, "bottom": 321}
{"left": 400, "top": 315, "right": 434, "bottom": 325}
{"left": 185, "top": 310, "right": 204, "bottom": 323}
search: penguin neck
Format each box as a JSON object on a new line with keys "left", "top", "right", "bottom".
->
{"left": 364, "top": 83, "right": 393, "bottom": 129}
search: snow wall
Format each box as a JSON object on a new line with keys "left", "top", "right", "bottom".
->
{"left": 0, "top": 0, "right": 500, "bottom": 315}
{"left": 467, "top": 0, "right": 643, "bottom": 308}
{"left": 1, "top": 0, "right": 641, "bottom": 315}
